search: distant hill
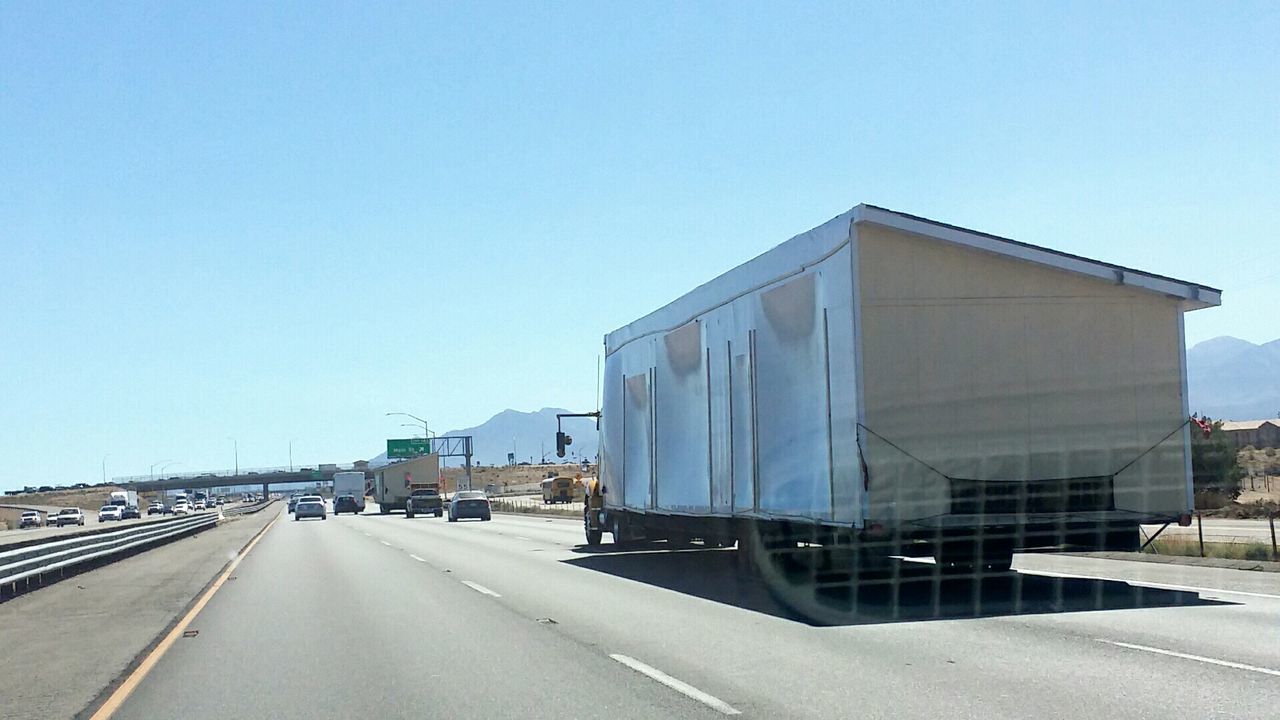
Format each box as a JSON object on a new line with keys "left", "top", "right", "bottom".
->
{"left": 1187, "top": 336, "right": 1280, "bottom": 421}
{"left": 369, "top": 407, "right": 599, "bottom": 468}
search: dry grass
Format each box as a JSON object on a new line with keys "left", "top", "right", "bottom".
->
{"left": 490, "top": 498, "right": 581, "bottom": 518}
{"left": 3, "top": 486, "right": 125, "bottom": 512}
{"left": 1145, "top": 536, "right": 1277, "bottom": 561}
{"left": 441, "top": 463, "right": 592, "bottom": 495}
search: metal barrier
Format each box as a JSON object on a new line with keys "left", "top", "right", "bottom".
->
{"left": 223, "top": 499, "right": 277, "bottom": 517}
{"left": 0, "top": 513, "right": 219, "bottom": 595}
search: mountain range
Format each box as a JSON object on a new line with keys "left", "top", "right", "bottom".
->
{"left": 1187, "top": 336, "right": 1280, "bottom": 421}
{"left": 369, "top": 407, "right": 599, "bottom": 468}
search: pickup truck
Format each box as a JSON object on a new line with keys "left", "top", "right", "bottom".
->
{"left": 19, "top": 511, "right": 42, "bottom": 528}
{"left": 404, "top": 487, "right": 443, "bottom": 518}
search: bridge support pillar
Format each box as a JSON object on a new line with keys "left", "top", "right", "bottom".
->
{"left": 262, "top": 483, "right": 270, "bottom": 500}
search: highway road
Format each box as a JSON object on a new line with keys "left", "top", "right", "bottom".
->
{"left": 107, "top": 506, "right": 1280, "bottom": 719}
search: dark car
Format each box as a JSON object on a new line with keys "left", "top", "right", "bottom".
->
{"left": 405, "top": 488, "right": 443, "bottom": 518}
{"left": 288, "top": 495, "right": 300, "bottom": 513}
{"left": 121, "top": 505, "right": 141, "bottom": 520}
{"left": 333, "top": 494, "right": 360, "bottom": 515}
{"left": 448, "top": 491, "right": 491, "bottom": 522}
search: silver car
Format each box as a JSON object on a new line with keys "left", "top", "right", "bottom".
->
{"left": 293, "top": 496, "right": 326, "bottom": 521}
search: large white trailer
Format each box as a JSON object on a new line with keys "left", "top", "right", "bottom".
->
{"left": 332, "top": 471, "right": 367, "bottom": 512}
{"left": 587, "top": 204, "right": 1220, "bottom": 573}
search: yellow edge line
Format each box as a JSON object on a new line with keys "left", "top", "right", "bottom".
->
{"left": 89, "top": 514, "right": 279, "bottom": 719}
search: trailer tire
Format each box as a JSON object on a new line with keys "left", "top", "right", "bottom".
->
{"left": 611, "top": 516, "right": 629, "bottom": 548}
{"left": 435, "top": 510, "right": 443, "bottom": 518}
{"left": 380, "top": 505, "right": 389, "bottom": 515}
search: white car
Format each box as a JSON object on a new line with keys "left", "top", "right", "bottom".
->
{"left": 293, "top": 496, "right": 327, "bottom": 521}
{"left": 98, "top": 505, "right": 123, "bottom": 522}
{"left": 193, "top": 501, "right": 206, "bottom": 511}
{"left": 173, "top": 502, "right": 191, "bottom": 516}
{"left": 56, "top": 508, "right": 85, "bottom": 527}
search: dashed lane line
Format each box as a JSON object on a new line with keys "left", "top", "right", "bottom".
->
{"left": 1099, "top": 640, "right": 1280, "bottom": 677}
{"left": 609, "top": 654, "right": 741, "bottom": 715}
{"left": 461, "top": 580, "right": 501, "bottom": 597}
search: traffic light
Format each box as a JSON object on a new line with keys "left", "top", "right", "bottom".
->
{"left": 556, "top": 431, "right": 573, "bottom": 458}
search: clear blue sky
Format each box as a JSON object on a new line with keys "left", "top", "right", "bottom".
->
{"left": 2, "top": 2, "right": 1276, "bottom": 490}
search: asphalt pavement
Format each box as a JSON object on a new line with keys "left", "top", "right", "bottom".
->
{"left": 0, "top": 511, "right": 277, "bottom": 720}
{"left": 103, "top": 504, "right": 1280, "bottom": 719}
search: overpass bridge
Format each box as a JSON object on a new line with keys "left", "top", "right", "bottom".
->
{"left": 114, "top": 464, "right": 368, "bottom": 497}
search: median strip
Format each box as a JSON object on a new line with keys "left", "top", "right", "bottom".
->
{"left": 609, "top": 654, "right": 741, "bottom": 715}
{"left": 1099, "top": 640, "right": 1280, "bottom": 677}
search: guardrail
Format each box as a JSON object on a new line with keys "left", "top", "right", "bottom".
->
{"left": 491, "top": 497, "right": 582, "bottom": 517}
{"left": 0, "top": 513, "right": 219, "bottom": 598}
{"left": 223, "top": 499, "right": 278, "bottom": 516}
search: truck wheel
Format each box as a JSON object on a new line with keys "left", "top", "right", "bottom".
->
{"left": 435, "top": 510, "right": 443, "bottom": 517}
{"left": 611, "top": 516, "right": 631, "bottom": 548}
{"left": 380, "top": 505, "right": 389, "bottom": 515}
{"left": 406, "top": 509, "right": 414, "bottom": 518}
{"left": 586, "top": 528, "right": 602, "bottom": 546}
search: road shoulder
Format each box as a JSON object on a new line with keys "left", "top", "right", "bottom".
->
{"left": 0, "top": 511, "right": 278, "bottom": 720}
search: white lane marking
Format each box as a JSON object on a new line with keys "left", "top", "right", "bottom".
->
{"left": 1099, "top": 640, "right": 1280, "bottom": 677}
{"left": 609, "top": 654, "right": 741, "bottom": 716}
{"left": 515, "top": 536, "right": 532, "bottom": 541}
{"left": 461, "top": 580, "right": 501, "bottom": 597}
{"left": 1020, "top": 569, "right": 1280, "bottom": 600}
{"left": 380, "top": 540, "right": 392, "bottom": 547}
{"left": 363, "top": 533, "right": 372, "bottom": 537}
{"left": 409, "top": 554, "right": 426, "bottom": 563}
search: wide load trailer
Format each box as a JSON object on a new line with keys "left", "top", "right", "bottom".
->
{"left": 587, "top": 204, "right": 1220, "bottom": 572}
{"left": 372, "top": 453, "right": 441, "bottom": 514}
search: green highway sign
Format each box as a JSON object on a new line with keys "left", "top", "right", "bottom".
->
{"left": 387, "top": 438, "right": 433, "bottom": 458}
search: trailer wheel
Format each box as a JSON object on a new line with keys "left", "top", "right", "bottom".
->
{"left": 611, "top": 516, "right": 630, "bottom": 548}
{"left": 380, "top": 505, "right": 389, "bottom": 515}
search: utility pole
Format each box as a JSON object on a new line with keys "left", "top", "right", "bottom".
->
{"left": 289, "top": 439, "right": 295, "bottom": 472}
{"left": 102, "top": 454, "right": 108, "bottom": 484}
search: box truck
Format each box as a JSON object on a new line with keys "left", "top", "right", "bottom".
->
{"left": 108, "top": 490, "right": 138, "bottom": 508}
{"left": 575, "top": 204, "right": 1220, "bottom": 577}
{"left": 332, "top": 471, "right": 367, "bottom": 513}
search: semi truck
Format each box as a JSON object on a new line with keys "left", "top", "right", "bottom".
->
{"left": 332, "top": 471, "right": 367, "bottom": 513}
{"left": 572, "top": 204, "right": 1220, "bottom": 583}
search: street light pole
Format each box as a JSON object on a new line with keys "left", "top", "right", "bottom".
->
{"left": 289, "top": 439, "right": 296, "bottom": 473}
{"left": 386, "top": 412, "right": 434, "bottom": 441}
{"left": 227, "top": 438, "right": 238, "bottom": 475}
{"left": 102, "top": 454, "right": 108, "bottom": 485}
{"left": 150, "top": 459, "right": 173, "bottom": 483}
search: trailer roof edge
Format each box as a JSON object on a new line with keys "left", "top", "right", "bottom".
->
{"left": 853, "top": 204, "right": 1222, "bottom": 311}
